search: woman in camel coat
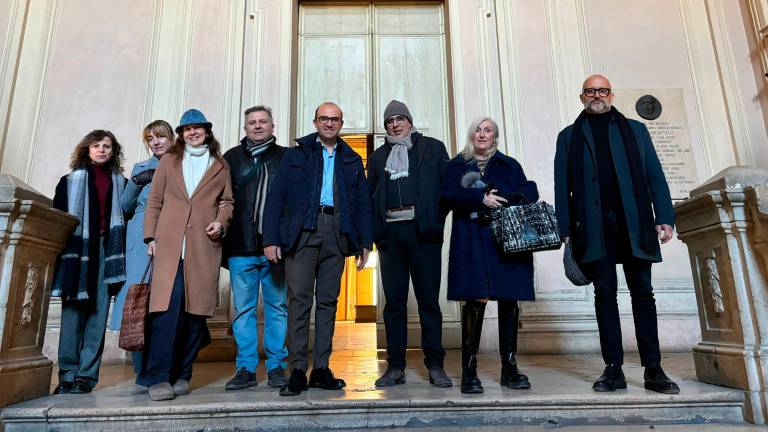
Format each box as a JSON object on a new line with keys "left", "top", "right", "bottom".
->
{"left": 138, "top": 109, "right": 233, "bottom": 401}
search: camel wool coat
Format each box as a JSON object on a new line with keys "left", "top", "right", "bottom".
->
{"left": 143, "top": 152, "right": 233, "bottom": 316}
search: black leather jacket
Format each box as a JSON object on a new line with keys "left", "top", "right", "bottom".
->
{"left": 222, "top": 137, "right": 286, "bottom": 260}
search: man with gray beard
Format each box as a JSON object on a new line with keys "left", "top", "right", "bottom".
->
{"left": 554, "top": 74, "right": 679, "bottom": 394}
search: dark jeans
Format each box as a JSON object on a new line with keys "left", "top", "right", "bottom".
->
{"left": 284, "top": 212, "right": 346, "bottom": 371}
{"left": 58, "top": 240, "right": 110, "bottom": 387}
{"left": 379, "top": 221, "right": 445, "bottom": 369}
{"left": 137, "top": 260, "right": 209, "bottom": 387}
{"left": 582, "top": 244, "right": 661, "bottom": 367}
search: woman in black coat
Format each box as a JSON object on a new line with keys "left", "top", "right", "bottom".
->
{"left": 442, "top": 117, "right": 538, "bottom": 394}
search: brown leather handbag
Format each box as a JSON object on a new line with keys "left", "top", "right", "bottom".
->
{"left": 118, "top": 259, "right": 152, "bottom": 352}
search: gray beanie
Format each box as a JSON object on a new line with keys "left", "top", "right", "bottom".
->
{"left": 383, "top": 100, "right": 413, "bottom": 127}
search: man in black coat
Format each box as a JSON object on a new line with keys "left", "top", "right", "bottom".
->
{"left": 554, "top": 74, "right": 679, "bottom": 394}
{"left": 367, "top": 100, "right": 452, "bottom": 388}
{"left": 263, "top": 102, "right": 373, "bottom": 396}
{"left": 222, "top": 106, "right": 288, "bottom": 391}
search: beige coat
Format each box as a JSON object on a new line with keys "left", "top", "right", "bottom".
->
{"left": 144, "top": 153, "right": 233, "bottom": 316}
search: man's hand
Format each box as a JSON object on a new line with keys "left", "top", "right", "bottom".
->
{"left": 356, "top": 248, "right": 370, "bottom": 271}
{"left": 205, "top": 221, "right": 224, "bottom": 240}
{"left": 147, "top": 240, "right": 156, "bottom": 256}
{"left": 482, "top": 189, "right": 508, "bottom": 209}
{"left": 265, "top": 245, "right": 282, "bottom": 263}
{"left": 656, "top": 224, "right": 674, "bottom": 244}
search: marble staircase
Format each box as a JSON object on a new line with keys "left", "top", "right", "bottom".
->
{"left": 0, "top": 353, "right": 748, "bottom": 431}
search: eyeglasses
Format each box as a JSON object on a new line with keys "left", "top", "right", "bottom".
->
{"left": 385, "top": 115, "right": 409, "bottom": 127}
{"left": 583, "top": 87, "right": 611, "bottom": 97}
{"left": 315, "top": 116, "right": 342, "bottom": 125}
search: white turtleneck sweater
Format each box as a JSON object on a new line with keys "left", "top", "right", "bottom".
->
{"left": 181, "top": 144, "right": 212, "bottom": 257}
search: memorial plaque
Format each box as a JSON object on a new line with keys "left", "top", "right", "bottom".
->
{"left": 612, "top": 89, "right": 698, "bottom": 199}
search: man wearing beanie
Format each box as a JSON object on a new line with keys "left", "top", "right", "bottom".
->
{"left": 368, "top": 100, "right": 452, "bottom": 388}
{"left": 222, "top": 106, "right": 289, "bottom": 391}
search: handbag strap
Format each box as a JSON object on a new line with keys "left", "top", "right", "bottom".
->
{"left": 140, "top": 258, "right": 153, "bottom": 284}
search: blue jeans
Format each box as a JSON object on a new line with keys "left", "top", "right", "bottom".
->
{"left": 228, "top": 255, "right": 288, "bottom": 373}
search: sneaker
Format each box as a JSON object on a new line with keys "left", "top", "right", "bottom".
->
{"left": 225, "top": 367, "right": 257, "bottom": 391}
{"left": 148, "top": 382, "right": 175, "bottom": 401}
{"left": 53, "top": 381, "right": 74, "bottom": 395}
{"left": 69, "top": 376, "right": 93, "bottom": 394}
{"left": 173, "top": 379, "right": 190, "bottom": 395}
{"left": 267, "top": 366, "right": 289, "bottom": 388}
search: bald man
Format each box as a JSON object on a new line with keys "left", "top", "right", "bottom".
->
{"left": 262, "top": 102, "right": 373, "bottom": 396}
{"left": 553, "top": 75, "right": 679, "bottom": 394}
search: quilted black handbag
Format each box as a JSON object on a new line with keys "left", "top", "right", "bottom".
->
{"left": 489, "top": 199, "right": 561, "bottom": 254}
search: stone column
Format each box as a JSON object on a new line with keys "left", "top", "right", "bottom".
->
{"left": 0, "top": 175, "right": 77, "bottom": 407}
{"left": 675, "top": 166, "right": 768, "bottom": 424}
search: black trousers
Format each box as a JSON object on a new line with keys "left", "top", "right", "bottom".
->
{"left": 379, "top": 221, "right": 445, "bottom": 369}
{"left": 138, "top": 260, "right": 209, "bottom": 387}
{"left": 582, "top": 241, "right": 661, "bottom": 367}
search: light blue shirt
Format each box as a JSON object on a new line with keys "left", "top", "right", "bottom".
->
{"left": 320, "top": 143, "right": 336, "bottom": 207}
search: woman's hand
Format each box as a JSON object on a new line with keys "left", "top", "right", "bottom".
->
{"left": 205, "top": 221, "right": 224, "bottom": 240}
{"left": 147, "top": 240, "right": 156, "bottom": 256}
{"left": 482, "top": 189, "right": 508, "bottom": 209}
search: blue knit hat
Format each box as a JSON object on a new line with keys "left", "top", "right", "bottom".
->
{"left": 176, "top": 109, "right": 212, "bottom": 133}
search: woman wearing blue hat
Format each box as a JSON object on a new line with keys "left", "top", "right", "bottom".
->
{"left": 138, "top": 109, "right": 234, "bottom": 401}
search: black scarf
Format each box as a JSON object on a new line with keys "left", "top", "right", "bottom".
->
{"left": 568, "top": 106, "right": 656, "bottom": 258}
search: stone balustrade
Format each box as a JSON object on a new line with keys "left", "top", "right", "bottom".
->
{"left": 675, "top": 166, "right": 768, "bottom": 424}
{"left": 0, "top": 175, "right": 77, "bottom": 407}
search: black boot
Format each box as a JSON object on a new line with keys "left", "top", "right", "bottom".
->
{"left": 461, "top": 300, "right": 485, "bottom": 394}
{"left": 498, "top": 300, "right": 530, "bottom": 389}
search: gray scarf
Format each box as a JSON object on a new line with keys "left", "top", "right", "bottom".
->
{"left": 384, "top": 132, "right": 414, "bottom": 180}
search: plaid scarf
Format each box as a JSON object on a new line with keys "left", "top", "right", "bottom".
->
{"left": 246, "top": 136, "right": 276, "bottom": 233}
{"left": 52, "top": 168, "right": 126, "bottom": 301}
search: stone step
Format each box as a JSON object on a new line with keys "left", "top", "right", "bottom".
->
{"left": 0, "top": 354, "right": 747, "bottom": 432}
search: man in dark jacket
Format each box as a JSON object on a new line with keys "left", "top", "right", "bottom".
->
{"left": 222, "top": 106, "right": 288, "bottom": 391}
{"left": 367, "top": 100, "right": 452, "bottom": 388}
{"left": 554, "top": 74, "right": 679, "bottom": 394}
{"left": 263, "top": 102, "right": 373, "bottom": 396}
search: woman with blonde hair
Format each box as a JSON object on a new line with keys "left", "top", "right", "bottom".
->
{"left": 442, "top": 116, "right": 539, "bottom": 394}
{"left": 138, "top": 109, "right": 233, "bottom": 401}
{"left": 111, "top": 120, "right": 174, "bottom": 390}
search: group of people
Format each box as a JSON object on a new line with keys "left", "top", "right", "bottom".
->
{"left": 50, "top": 73, "right": 680, "bottom": 402}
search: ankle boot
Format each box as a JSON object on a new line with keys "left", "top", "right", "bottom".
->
{"left": 498, "top": 300, "right": 531, "bottom": 389}
{"left": 461, "top": 300, "right": 486, "bottom": 394}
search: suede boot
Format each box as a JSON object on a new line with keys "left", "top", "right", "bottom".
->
{"left": 461, "top": 300, "right": 486, "bottom": 394}
{"left": 498, "top": 300, "right": 530, "bottom": 389}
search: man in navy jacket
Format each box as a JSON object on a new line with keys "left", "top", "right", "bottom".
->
{"left": 554, "top": 74, "right": 678, "bottom": 395}
{"left": 263, "top": 102, "right": 372, "bottom": 396}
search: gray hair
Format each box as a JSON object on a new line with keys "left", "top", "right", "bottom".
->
{"left": 460, "top": 116, "right": 499, "bottom": 160}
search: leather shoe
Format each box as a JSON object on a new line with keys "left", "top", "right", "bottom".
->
{"left": 593, "top": 364, "right": 626, "bottom": 392}
{"left": 308, "top": 367, "right": 346, "bottom": 390}
{"left": 644, "top": 364, "right": 680, "bottom": 394}
{"left": 279, "top": 368, "right": 308, "bottom": 396}
{"left": 375, "top": 367, "right": 405, "bottom": 387}
{"left": 428, "top": 367, "right": 453, "bottom": 388}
